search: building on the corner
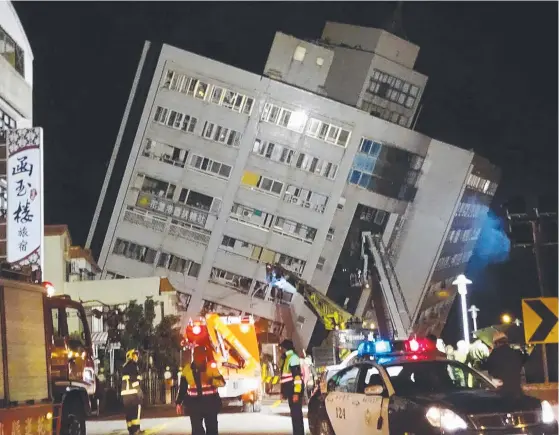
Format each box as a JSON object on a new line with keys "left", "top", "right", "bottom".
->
{"left": 87, "top": 21, "right": 500, "bottom": 350}
{"left": 0, "top": 1, "right": 33, "bottom": 262}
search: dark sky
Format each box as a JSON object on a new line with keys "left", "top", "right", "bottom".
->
{"left": 14, "top": 2, "right": 558, "bottom": 341}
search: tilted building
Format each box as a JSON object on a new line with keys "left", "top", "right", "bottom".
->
{"left": 88, "top": 22, "right": 500, "bottom": 349}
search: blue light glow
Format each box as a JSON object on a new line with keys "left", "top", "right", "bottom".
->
{"left": 374, "top": 340, "right": 392, "bottom": 354}
{"left": 357, "top": 341, "right": 376, "bottom": 357}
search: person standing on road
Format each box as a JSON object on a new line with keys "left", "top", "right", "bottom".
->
{"left": 176, "top": 346, "right": 226, "bottom": 435}
{"left": 484, "top": 331, "right": 529, "bottom": 395}
{"left": 279, "top": 339, "right": 305, "bottom": 435}
{"left": 121, "top": 349, "right": 143, "bottom": 435}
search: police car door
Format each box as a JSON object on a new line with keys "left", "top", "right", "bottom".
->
{"left": 324, "top": 365, "right": 361, "bottom": 434}
{"left": 353, "top": 363, "right": 394, "bottom": 435}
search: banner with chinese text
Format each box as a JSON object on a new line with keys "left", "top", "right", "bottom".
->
{"left": 6, "top": 128, "right": 43, "bottom": 270}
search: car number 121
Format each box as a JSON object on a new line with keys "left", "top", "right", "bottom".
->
{"left": 335, "top": 407, "right": 346, "bottom": 419}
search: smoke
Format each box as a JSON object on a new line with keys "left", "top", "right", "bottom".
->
{"left": 467, "top": 209, "right": 511, "bottom": 279}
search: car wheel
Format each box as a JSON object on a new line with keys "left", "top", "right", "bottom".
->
{"left": 61, "top": 400, "right": 86, "bottom": 435}
{"left": 317, "top": 415, "right": 335, "bottom": 435}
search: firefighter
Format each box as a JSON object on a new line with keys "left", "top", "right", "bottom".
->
{"left": 279, "top": 339, "right": 304, "bottom": 435}
{"left": 121, "top": 349, "right": 143, "bottom": 435}
{"left": 176, "top": 345, "right": 226, "bottom": 435}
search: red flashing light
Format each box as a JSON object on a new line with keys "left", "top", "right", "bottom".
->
{"left": 192, "top": 325, "right": 202, "bottom": 335}
{"left": 210, "top": 361, "right": 217, "bottom": 369}
{"left": 404, "top": 338, "right": 435, "bottom": 354}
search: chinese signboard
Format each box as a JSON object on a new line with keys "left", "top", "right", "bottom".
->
{"left": 6, "top": 128, "right": 43, "bottom": 271}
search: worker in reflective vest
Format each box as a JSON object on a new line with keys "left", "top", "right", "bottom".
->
{"left": 279, "top": 339, "right": 304, "bottom": 435}
{"left": 121, "top": 349, "right": 143, "bottom": 435}
{"left": 176, "top": 346, "right": 226, "bottom": 435}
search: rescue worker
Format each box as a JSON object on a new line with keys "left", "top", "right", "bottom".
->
{"left": 176, "top": 346, "right": 226, "bottom": 435}
{"left": 484, "top": 331, "right": 529, "bottom": 395}
{"left": 279, "top": 339, "right": 304, "bottom": 435}
{"left": 121, "top": 349, "right": 143, "bottom": 435}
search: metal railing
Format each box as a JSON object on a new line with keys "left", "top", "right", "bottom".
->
{"left": 168, "top": 222, "right": 211, "bottom": 245}
{"left": 124, "top": 209, "right": 166, "bottom": 232}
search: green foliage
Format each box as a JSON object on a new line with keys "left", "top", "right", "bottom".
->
{"left": 119, "top": 298, "right": 181, "bottom": 373}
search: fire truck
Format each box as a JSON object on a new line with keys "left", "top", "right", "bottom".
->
{"left": 0, "top": 269, "right": 96, "bottom": 435}
{"left": 183, "top": 313, "right": 263, "bottom": 412}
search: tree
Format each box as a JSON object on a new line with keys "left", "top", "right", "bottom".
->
{"left": 151, "top": 315, "right": 182, "bottom": 372}
{"left": 119, "top": 298, "right": 182, "bottom": 373}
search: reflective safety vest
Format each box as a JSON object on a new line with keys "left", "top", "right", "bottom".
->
{"left": 181, "top": 363, "right": 225, "bottom": 397}
{"left": 280, "top": 350, "right": 303, "bottom": 396}
{"left": 121, "top": 361, "right": 142, "bottom": 396}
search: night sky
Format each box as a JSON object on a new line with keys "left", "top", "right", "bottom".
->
{"left": 14, "top": 2, "right": 558, "bottom": 342}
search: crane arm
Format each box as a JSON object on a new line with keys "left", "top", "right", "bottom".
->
{"left": 265, "top": 264, "right": 359, "bottom": 331}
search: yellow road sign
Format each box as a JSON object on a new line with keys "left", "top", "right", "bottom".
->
{"left": 521, "top": 297, "right": 558, "bottom": 344}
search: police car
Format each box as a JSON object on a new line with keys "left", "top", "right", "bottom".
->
{"left": 308, "top": 338, "right": 557, "bottom": 434}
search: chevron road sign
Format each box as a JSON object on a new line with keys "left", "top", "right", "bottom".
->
{"left": 521, "top": 297, "right": 558, "bottom": 344}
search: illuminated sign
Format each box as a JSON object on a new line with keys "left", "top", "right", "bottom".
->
{"left": 6, "top": 128, "right": 44, "bottom": 274}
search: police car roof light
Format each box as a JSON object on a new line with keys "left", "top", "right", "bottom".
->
{"left": 374, "top": 340, "right": 392, "bottom": 354}
{"left": 404, "top": 338, "right": 434, "bottom": 353}
{"left": 357, "top": 340, "right": 376, "bottom": 357}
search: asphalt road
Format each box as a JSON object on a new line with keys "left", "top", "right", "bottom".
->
{"left": 87, "top": 402, "right": 311, "bottom": 435}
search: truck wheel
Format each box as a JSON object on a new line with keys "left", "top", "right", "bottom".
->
{"left": 242, "top": 401, "right": 254, "bottom": 413}
{"left": 61, "top": 400, "right": 86, "bottom": 435}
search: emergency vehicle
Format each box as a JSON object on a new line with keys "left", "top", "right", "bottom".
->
{"left": 183, "top": 314, "right": 263, "bottom": 412}
{"left": 308, "top": 337, "right": 557, "bottom": 435}
{"left": 0, "top": 273, "right": 96, "bottom": 435}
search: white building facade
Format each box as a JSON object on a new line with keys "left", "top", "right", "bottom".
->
{"left": 0, "top": 1, "right": 34, "bottom": 262}
{"left": 89, "top": 22, "right": 499, "bottom": 349}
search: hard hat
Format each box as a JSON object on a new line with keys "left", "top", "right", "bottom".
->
{"left": 126, "top": 349, "right": 139, "bottom": 360}
{"left": 492, "top": 331, "right": 508, "bottom": 344}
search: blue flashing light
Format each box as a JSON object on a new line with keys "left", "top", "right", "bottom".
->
{"left": 374, "top": 340, "right": 392, "bottom": 354}
{"left": 357, "top": 340, "right": 376, "bottom": 357}
{"left": 357, "top": 339, "right": 392, "bottom": 357}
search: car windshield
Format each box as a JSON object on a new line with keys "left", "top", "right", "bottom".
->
{"left": 381, "top": 360, "right": 494, "bottom": 396}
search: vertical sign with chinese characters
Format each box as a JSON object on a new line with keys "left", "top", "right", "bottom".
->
{"left": 6, "top": 128, "right": 44, "bottom": 275}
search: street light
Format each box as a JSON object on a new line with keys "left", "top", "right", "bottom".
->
{"left": 468, "top": 305, "right": 480, "bottom": 332}
{"left": 501, "top": 313, "right": 512, "bottom": 324}
{"left": 453, "top": 274, "right": 473, "bottom": 345}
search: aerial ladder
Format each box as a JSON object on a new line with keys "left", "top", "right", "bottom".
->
{"left": 357, "top": 231, "right": 412, "bottom": 340}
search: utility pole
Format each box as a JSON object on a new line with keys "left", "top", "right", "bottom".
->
{"left": 505, "top": 195, "right": 557, "bottom": 384}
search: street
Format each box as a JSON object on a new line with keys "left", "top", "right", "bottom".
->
{"left": 87, "top": 402, "right": 310, "bottom": 435}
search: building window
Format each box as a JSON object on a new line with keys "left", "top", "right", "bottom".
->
{"left": 293, "top": 46, "right": 306, "bottom": 62}
{"left": 153, "top": 106, "right": 197, "bottom": 133}
{"left": 164, "top": 70, "right": 255, "bottom": 115}
{"left": 240, "top": 171, "right": 284, "bottom": 196}
{"left": 326, "top": 227, "right": 335, "bottom": 241}
{"left": 0, "top": 108, "right": 17, "bottom": 140}
{"left": 283, "top": 185, "right": 329, "bottom": 213}
{"left": 189, "top": 154, "right": 232, "bottom": 179}
{"left": 261, "top": 103, "right": 308, "bottom": 133}
{"left": 252, "top": 139, "right": 295, "bottom": 165}
{"left": 210, "top": 268, "right": 253, "bottom": 294}
{"left": 368, "top": 70, "right": 420, "bottom": 110}
{"left": 0, "top": 26, "right": 24, "bottom": 76}
{"left": 136, "top": 174, "right": 176, "bottom": 200}
{"left": 230, "top": 203, "right": 274, "bottom": 229}
{"left": 157, "top": 252, "right": 200, "bottom": 276}
{"left": 201, "top": 122, "right": 242, "bottom": 147}
{"left": 295, "top": 152, "right": 338, "bottom": 179}
{"left": 316, "top": 256, "right": 326, "bottom": 271}
{"left": 112, "top": 239, "right": 157, "bottom": 264}
{"left": 273, "top": 217, "right": 317, "bottom": 243}
{"left": 305, "top": 118, "right": 351, "bottom": 147}
{"left": 105, "top": 271, "right": 128, "bottom": 280}
{"left": 143, "top": 139, "right": 188, "bottom": 168}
